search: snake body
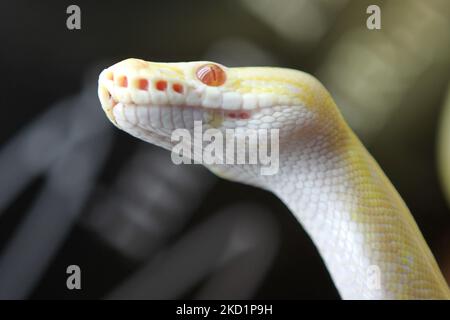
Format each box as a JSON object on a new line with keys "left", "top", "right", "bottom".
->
{"left": 98, "top": 59, "right": 450, "bottom": 299}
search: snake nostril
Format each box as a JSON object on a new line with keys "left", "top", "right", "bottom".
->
{"left": 117, "top": 75, "right": 128, "bottom": 87}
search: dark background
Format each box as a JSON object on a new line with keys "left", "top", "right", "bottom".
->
{"left": 0, "top": 0, "right": 449, "bottom": 299}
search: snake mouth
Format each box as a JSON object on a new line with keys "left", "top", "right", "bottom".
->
{"left": 98, "top": 64, "right": 300, "bottom": 125}
{"left": 98, "top": 60, "right": 304, "bottom": 134}
{"left": 98, "top": 69, "right": 254, "bottom": 127}
{"left": 99, "top": 86, "right": 254, "bottom": 130}
{"left": 98, "top": 83, "right": 119, "bottom": 124}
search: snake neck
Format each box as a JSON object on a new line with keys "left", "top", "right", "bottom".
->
{"left": 264, "top": 125, "right": 450, "bottom": 299}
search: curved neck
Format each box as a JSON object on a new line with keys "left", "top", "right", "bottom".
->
{"left": 268, "top": 129, "right": 450, "bottom": 299}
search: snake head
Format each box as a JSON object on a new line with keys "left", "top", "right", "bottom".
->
{"left": 98, "top": 58, "right": 335, "bottom": 182}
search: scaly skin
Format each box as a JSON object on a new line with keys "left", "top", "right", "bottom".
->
{"left": 98, "top": 58, "right": 450, "bottom": 299}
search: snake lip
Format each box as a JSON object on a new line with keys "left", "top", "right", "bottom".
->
{"left": 98, "top": 83, "right": 118, "bottom": 124}
{"left": 98, "top": 66, "right": 299, "bottom": 114}
{"left": 98, "top": 73, "right": 256, "bottom": 122}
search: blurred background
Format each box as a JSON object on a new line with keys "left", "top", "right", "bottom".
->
{"left": 0, "top": 0, "right": 449, "bottom": 299}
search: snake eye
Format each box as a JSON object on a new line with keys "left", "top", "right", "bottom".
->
{"left": 196, "top": 64, "right": 226, "bottom": 86}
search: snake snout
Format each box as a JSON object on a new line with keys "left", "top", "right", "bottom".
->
{"left": 98, "top": 68, "right": 121, "bottom": 124}
{"left": 98, "top": 60, "right": 189, "bottom": 109}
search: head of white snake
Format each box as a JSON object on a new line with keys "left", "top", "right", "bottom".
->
{"left": 97, "top": 59, "right": 450, "bottom": 299}
{"left": 98, "top": 58, "right": 345, "bottom": 184}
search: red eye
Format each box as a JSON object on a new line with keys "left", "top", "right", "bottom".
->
{"left": 196, "top": 64, "right": 226, "bottom": 86}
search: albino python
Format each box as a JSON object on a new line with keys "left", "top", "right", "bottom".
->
{"left": 98, "top": 58, "right": 450, "bottom": 299}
